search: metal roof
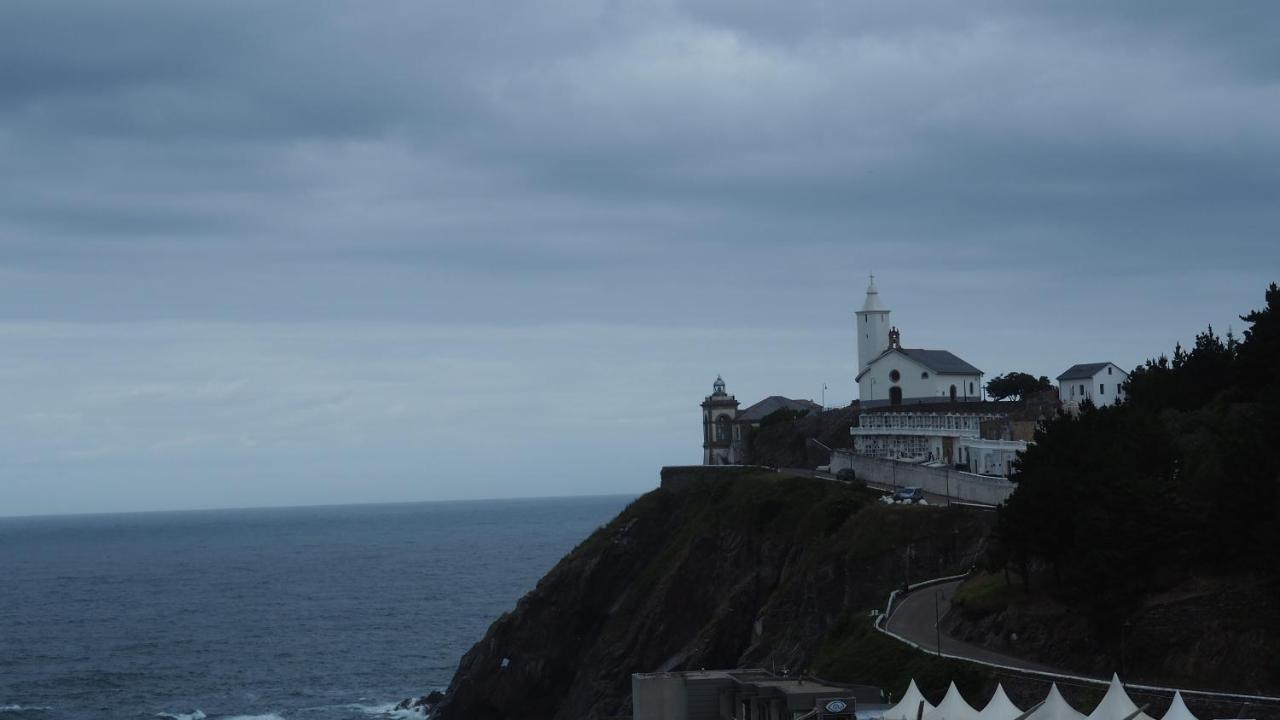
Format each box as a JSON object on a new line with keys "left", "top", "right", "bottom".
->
{"left": 856, "top": 348, "right": 982, "bottom": 381}
{"left": 899, "top": 348, "right": 982, "bottom": 375}
{"left": 1056, "top": 362, "right": 1117, "bottom": 381}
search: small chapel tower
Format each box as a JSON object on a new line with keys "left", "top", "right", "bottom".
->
{"left": 701, "top": 375, "right": 739, "bottom": 465}
{"left": 855, "top": 275, "right": 892, "bottom": 374}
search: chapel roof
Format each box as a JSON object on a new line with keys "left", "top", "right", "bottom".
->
{"left": 1056, "top": 362, "right": 1120, "bottom": 381}
{"left": 856, "top": 347, "right": 982, "bottom": 381}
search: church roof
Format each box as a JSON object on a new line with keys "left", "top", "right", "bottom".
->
{"left": 1056, "top": 362, "right": 1119, "bottom": 381}
{"left": 737, "top": 396, "right": 822, "bottom": 422}
{"left": 857, "top": 347, "right": 982, "bottom": 380}
{"left": 900, "top": 348, "right": 982, "bottom": 375}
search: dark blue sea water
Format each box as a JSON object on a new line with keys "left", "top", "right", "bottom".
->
{"left": 0, "top": 496, "right": 633, "bottom": 720}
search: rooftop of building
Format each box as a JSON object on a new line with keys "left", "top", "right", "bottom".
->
{"left": 1057, "top": 362, "right": 1124, "bottom": 381}
{"left": 736, "top": 395, "right": 822, "bottom": 422}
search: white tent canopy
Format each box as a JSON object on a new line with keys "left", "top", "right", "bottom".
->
{"left": 923, "top": 682, "right": 979, "bottom": 720}
{"left": 883, "top": 680, "right": 937, "bottom": 720}
{"left": 1087, "top": 674, "right": 1155, "bottom": 720}
{"left": 1159, "top": 692, "right": 1198, "bottom": 720}
{"left": 1027, "top": 684, "right": 1086, "bottom": 720}
{"left": 976, "top": 684, "right": 1023, "bottom": 720}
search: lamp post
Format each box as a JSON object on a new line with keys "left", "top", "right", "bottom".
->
{"left": 935, "top": 590, "right": 943, "bottom": 657}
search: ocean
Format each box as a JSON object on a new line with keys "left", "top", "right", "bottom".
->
{"left": 0, "top": 495, "right": 634, "bottom": 720}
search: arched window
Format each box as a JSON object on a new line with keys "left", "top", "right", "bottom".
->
{"left": 889, "top": 386, "right": 903, "bottom": 405}
{"left": 889, "top": 369, "right": 901, "bottom": 383}
{"left": 921, "top": 371, "right": 929, "bottom": 379}
{"left": 949, "top": 384, "right": 957, "bottom": 402}
{"left": 715, "top": 415, "right": 731, "bottom": 442}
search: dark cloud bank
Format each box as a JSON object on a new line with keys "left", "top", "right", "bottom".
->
{"left": 2, "top": 1, "right": 1277, "bottom": 515}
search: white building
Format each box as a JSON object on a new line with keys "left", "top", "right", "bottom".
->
{"left": 854, "top": 277, "right": 984, "bottom": 406}
{"left": 852, "top": 404, "right": 1029, "bottom": 476}
{"left": 847, "top": 276, "right": 1037, "bottom": 478}
{"left": 1056, "top": 362, "right": 1128, "bottom": 409}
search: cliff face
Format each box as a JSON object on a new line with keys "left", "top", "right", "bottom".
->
{"left": 432, "top": 468, "right": 993, "bottom": 720}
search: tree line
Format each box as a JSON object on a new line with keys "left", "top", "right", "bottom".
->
{"left": 990, "top": 283, "right": 1280, "bottom": 618}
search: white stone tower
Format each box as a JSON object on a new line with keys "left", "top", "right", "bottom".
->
{"left": 855, "top": 274, "right": 892, "bottom": 374}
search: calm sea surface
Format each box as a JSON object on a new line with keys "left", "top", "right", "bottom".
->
{"left": 0, "top": 496, "right": 633, "bottom": 720}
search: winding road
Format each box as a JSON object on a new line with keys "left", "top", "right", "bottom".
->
{"left": 884, "top": 580, "right": 1059, "bottom": 673}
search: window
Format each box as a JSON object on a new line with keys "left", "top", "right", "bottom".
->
{"left": 1079, "top": 384, "right": 1085, "bottom": 395}
{"left": 1108, "top": 366, "right": 1113, "bottom": 375}
{"left": 969, "top": 382, "right": 974, "bottom": 394}
{"left": 1100, "top": 384, "right": 1105, "bottom": 394}
{"left": 921, "top": 371, "right": 929, "bottom": 379}
{"left": 889, "top": 369, "right": 901, "bottom": 382}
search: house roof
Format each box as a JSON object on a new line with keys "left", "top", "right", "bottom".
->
{"left": 737, "top": 395, "right": 822, "bottom": 422}
{"left": 1056, "top": 362, "right": 1120, "bottom": 381}
{"left": 856, "top": 347, "right": 982, "bottom": 381}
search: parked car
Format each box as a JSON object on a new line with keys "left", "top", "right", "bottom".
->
{"left": 891, "top": 487, "right": 925, "bottom": 504}
{"left": 835, "top": 468, "right": 857, "bottom": 482}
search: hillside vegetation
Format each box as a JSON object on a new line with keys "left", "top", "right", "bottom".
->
{"left": 963, "top": 283, "right": 1280, "bottom": 689}
{"left": 433, "top": 470, "right": 992, "bottom": 720}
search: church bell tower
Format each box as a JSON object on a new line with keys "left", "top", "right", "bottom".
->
{"left": 855, "top": 275, "right": 892, "bottom": 374}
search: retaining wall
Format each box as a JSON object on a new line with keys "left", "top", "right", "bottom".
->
{"left": 830, "top": 451, "right": 1015, "bottom": 506}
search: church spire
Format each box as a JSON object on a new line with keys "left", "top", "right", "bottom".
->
{"left": 861, "top": 273, "right": 886, "bottom": 312}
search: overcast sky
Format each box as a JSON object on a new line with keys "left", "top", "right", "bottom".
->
{"left": 2, "top": 1, "right": 1278, "bottom": 516}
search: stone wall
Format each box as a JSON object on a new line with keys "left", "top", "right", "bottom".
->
{"left": 829, "top": 451, "right": 1015, "bottom": 506}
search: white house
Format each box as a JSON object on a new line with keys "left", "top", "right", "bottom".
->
{"left": 1056, "top": 362, "right": 1128, "bottom": 408}
{"left": 854, "top": 277, "right": 984, "bottom": 406}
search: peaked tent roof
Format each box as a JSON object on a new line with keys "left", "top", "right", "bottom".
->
{"left": 883, "top": 680, "right": 936, "bottom": 720}
{"left": 976, "top": 685, "right": 1023, "bottom": 720}
{"left": 1159, "top": 692, "right": 1198, "bottom": 720}
{"left": 1087, "top": 675, "right": 1154, "bottom": 720}
{"left": 1027, "top": 684, "right": 1085, "bottom": 720}
{"left": 736, "top": 395, "right": 822, "bottom": 422}
{"left": 1056, "top": 362, "right": 1116, "bottom": 381}
{"left": 923, "top": 683, "right": 978, "bottom": 720}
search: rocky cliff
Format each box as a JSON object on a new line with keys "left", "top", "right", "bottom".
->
{"left": 431, "top": 467, "right": 994, "bottom": 720}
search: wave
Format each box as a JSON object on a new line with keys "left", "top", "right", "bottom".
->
{"left": 221, "top": 715, "right": 287, "bottom": 720}
{"left": 330, "top": 703, "right": 427, "bottom": 719}
{"left": 156, "top": 712, "right": 206, "bottom": 720}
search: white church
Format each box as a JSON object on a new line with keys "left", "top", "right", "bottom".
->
{"left": 702, "top": 276, "right": 1130, "bottom": 477}
{"left": 854, "top": 276, "right": 984, "bottom": 406}
{"left": 846, "top": 277, "right": 1032, "bottom": 475}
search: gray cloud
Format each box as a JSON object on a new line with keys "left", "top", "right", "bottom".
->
{"left": 1, "top": 1, "right": 1278, "bottom": 514}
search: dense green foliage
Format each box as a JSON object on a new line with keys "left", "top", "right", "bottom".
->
{"left": 985, "top": 372, "right": 1053, "bottom": 401}
{"left": 993, "top": 284, "right": 1280, "bottom": 616}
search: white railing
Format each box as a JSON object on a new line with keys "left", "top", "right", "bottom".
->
{"left": 874, "top": 573, "right": 1280, "bottom": 706}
